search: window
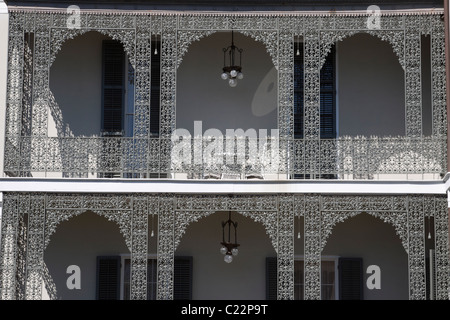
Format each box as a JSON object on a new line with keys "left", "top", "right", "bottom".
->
{"left": 294, "top": 258, "right": 338, "bottom": 300}
{"left": 338, "top": 257, "right": 364, "bottom": 300}
{"left": 102, "top": 40, "right": 125, "bottom": 136}
{"left": 150, "top": 37, "right": 161, "bottom": 137}
{"left": 294, "top": 42, "right": 337, "bottom": 140}
{"left": 101, "top": 38, "right": 161, "bottom": 137}
{"left": 122, "top": 258, "right": 157, "bottom": 300}
{"left": 266, "top": 256, "right": 363, "bottom": 300}
{"left": 96, "top": 255, "right": 193, "bottom": 300}
{"left": 293, "top": 41, "right": 337, "bottom": 180}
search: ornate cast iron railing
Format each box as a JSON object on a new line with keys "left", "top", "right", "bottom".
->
{"left": 3, "top": 136, "right": 446, "bottom": 180}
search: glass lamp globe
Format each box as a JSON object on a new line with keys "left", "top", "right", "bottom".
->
{"left": 224, "top": 254, "right": 233, "bottom": 263}
{"left": 221, "top": 72, "right": 229, "bottom": 80}
{"left": 237, "top": 72, "right": 244, "bottom": 80}
{"left": 231, "top": 248, "right": 239, "bottom": 256}
{"left": 229, "top": 79, "right": 237, "bottom": 87}
{"left": 230, "top": 69, "right": 238, "bottom": 78}
{"left": 220, "top": 246, "right": 227, "bottom": 255}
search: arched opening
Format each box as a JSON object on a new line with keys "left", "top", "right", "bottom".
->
{"left": 176, "top": 31, "right": 277, "bottom": 135}
{"left": 322, "top": 213, "right": 408, "bottom": 300}
{"left": 49, "top": 31, "right": 134, "bottom": 137}
{"left": 175, "top": 211, "right": 276, "bottom": 300}
{"left": 337, "top": 33, "right": 405, "bottom": 137}
{"left": 44, "top": 211, "right": 129, "bottom": 300}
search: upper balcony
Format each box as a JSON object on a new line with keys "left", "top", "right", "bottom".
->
{"left": 4, "top": 135, "right": 447, "bottom": 180}
{"left": 2, "top": 9, "right": 448, "bottom": 181}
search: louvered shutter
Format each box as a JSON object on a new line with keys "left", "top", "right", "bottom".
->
{"left": 150, "top": 38, "right": 161, "bottom": 137}
{"left": 338, "top": 257, "right": 363, "bottom": 300}
{"left": 294, "top": 42, "right": 304, "bottom": 139}
{"left": 320, "top": 46, "right": 336, "bottom": 139}
{"left": 174, "top": 256, "right": 193, "bottom": 300}
{"left": 266, "top": 257, "right": 277, "bottom": 300}
{"left": 96, "top": 256, "right": 121, "bottom": 300}
{"left": 102, "top": 40, "right": 125, "bottom": 136}
{"left": 294, "top": 43, "right": 336, "bottom": 140}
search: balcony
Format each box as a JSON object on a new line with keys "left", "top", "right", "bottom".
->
{"left": 3, "top": 136, "right": 446, "bottom": 181}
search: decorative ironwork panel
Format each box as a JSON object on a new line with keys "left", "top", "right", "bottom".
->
{"left": 14, "top": 204, "right": 28, "bottom": 300}
{"left": 320, "top": 195, "right": 409, "bottom": 252}
{"left": 303, "top": 195, "right": 321, "bottom": 300}
{"left": 174, "top": 195, "right": 279, "bottom": 253}
{"left": 44, "top": 194, "right": 133, "bottom": 250}
{"left": 24, "top": 194, "right": 46, "bottom": 300}
{"left": 134, "top": 16, "right": 152, "bottom": 139}
{"left": 427, "top": 195, "right": 449, "bottom": 300}
{"left": 303, "top": 19, "right": 321, "bottom": 140}
{"left": 4, "top": 14, "right": 25, "bottom": 173}
{"left": 405, "top": 16, "right": 423, "bottom": 138}
{"left": 4, "top": 10, "right": 448, "bottom": 179}
{"left": 431, "top": 15, "right": 448, "bottom": 138}
{"left": 130, "top": 195, "right": 148, "bottom": 300}
{"left": 408, "top": 195, "right": 426, "bottom": 300}
{"left": 278, "top": 195, "right": 294, "bottom": 300}
{"left": 0, "top": 193, "right": 20, "bottom": 300}
{"left": 157, "top": 195, "right": 175, "bottom": 300}
{"left": 277, "top": 28, "right": 294, "bottom": 175}
{"left": 31, "top": 14, "right": 51, "bottom": 137}
{"left": 160, "top": 16, "right": 177, "bottom": 138}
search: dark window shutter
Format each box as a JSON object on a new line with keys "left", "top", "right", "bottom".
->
{"left": 174, "top": 256, "right": 193, "bottom": 300}
{"left": 338, "top": 257, "right": 363, "bottom": 300}
{"left": 266, "top": 257, "right": 277, "bottom": 300}
{"left": 294, "top": 43, "right": 336, "bottom": 140}
{"left": 150, "top": 38, "right": 161, "bottom": 137}
{"left": 96, "top": 256, "right": 121, "bottom": 300}
{"left": 102, "top": 40, "right": 125, "bottom": 135}
{"left": 320, "top": 45, "right": 336, "bottom": 139}
{"left": 294, "top": 42, "right": 304, "bottom": 139}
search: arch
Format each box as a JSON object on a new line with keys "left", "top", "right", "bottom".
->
{"left": 319, "top": 29, "right": 405, "bottom": 70}
{"left": 45, "top": 208, "right": 132, "bottom": 252}
{"left": 335, "top": 33, "right": 406, "bottom": 137}
{"left": 50, "top": 28, "right": 135, "bottom": 68}
{"left": 175, "top": 210, "right": 276, "bottom": 300}
{"left": 176, "top": 31, "right": 278, "bottom": 135}
{"left": 174, "top": 209, "right": 278, "bottom": 253}
{"left": 44, "top": 210, "right": 130, "bottom": 300}
{"left": 176, "top": 29, "right": 279, "bottom": 71}
{"left": 322, "top": 212, "right": 409, "bottom": 300}
{"left": 49, "top": 31, "right": 118, "bottom": 138}
{"left": 321, "top": 210, "right": 408, "bottom": 254}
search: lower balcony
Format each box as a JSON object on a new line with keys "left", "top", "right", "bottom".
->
{"left": 3, "top": 136, "right": 447, "bottom": 181}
